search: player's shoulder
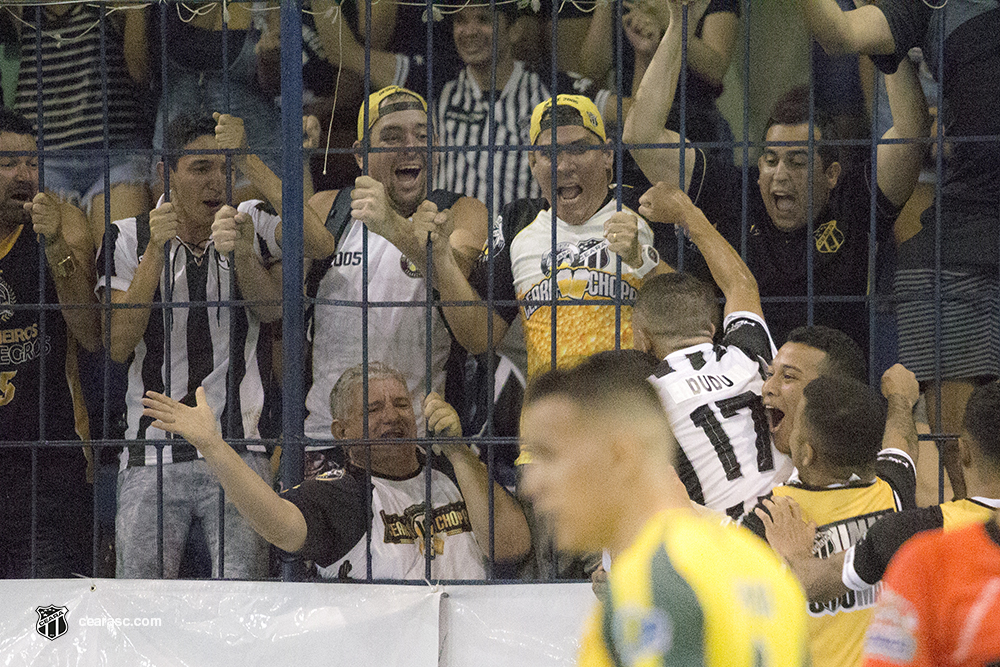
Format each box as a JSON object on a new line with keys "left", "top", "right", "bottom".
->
{"left": 504, "top": 197, "right": 551, "bottom": 237}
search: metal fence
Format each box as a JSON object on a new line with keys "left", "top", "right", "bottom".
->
{"left": 1, "top": 0, "right": 986, "bottom": 583}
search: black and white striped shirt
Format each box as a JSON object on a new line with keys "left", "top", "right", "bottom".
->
{"left": 397, "top": 58, "right": 608, "bottom": 216}
{"left": 15, "top": 4, "right": 146, "bottom": 150}
{"left": 649, "top": 312, "right": 793, "bottom": 521}
{"left": 97, "top": 199, "right": 282, "bottom": 469}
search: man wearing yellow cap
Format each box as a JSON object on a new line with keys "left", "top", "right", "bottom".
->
{"left": 301, "top": 86, "right": 488, "bottom": 442}
{"left": 428, "top": 94, "right": 672, "bottom": 381}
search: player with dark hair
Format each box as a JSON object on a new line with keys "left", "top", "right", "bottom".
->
{"left": 0, "top": 106, "right": 97, "bottom": 578}
{"left": 98, "top": 111, "right": 284, "bottom": 579}
{"left": 623, "top": 0, "right": 931, "bottom": 352}
{"left": 763, "top": 324, "right": 868, "bottom": 457}
{"left": 140, "top": 362, "right": 530, "bottom": 580}
{"left": 860, "top": 382, "right": 1000, "bottom": 667}
{"left": 519, "top": 352, "right": 810, "bottom": 666}
{"left": 756, "top": 381, "right": 1000, "bottom": 608}
{"left": 744, "top": 373, "right": 919, "bottom": 667}
{"left": 633, "top": 183, "right": 792, "bottom": 520}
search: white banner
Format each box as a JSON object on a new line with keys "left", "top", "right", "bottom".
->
{"left": 440, "top": 583, "right": 595, "bottom": 667}
{"left": 0, "top": 579, "right": 592, "bottom": 667}
{"left": 0, "top": 579, "right": 440, "bottom": 667}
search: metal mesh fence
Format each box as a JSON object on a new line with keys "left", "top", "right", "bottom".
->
{"left": 0, "top": 0, "right": 990, "bottom": 583}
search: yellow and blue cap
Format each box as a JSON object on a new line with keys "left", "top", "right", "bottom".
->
{"left": 529, "top": 94, "right": 606, "bottom": 145}
{"left": 357, "top": 85, "right": 428, "bottom": 142}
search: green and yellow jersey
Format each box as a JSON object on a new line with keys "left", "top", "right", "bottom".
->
{"left": 580, "top": 509, "right": 809, "bottom": 667}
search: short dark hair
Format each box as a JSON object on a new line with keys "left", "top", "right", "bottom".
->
{"left": 634, "top": 273, "right": 718, "bottom": 339}
{"left": 763, "top": 86, "right": 839, "bottom": 170}
{"left": 801, "top": 376, "right": 885, "bottom": 470}
{"left": 0, "top": 107, "right": 34, "bottom": 137}
{"left": 163, "top": 113, "right": 217, "bottom": 171}
{"left": 786, "top": 325, "right": 866, "bottom": 383}
{"left": 963, "top": 381, "right": 1000, "bottom": 463}
{"left": 524, "top": 350, "right": 665, "bottom": 423}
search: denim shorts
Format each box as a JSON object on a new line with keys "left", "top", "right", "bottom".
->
{"left": 41, "top": 148, "right": 151, "bottom": 214}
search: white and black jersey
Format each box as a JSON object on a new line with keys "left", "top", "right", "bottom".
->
{"left": 97, "top": 199, "right": 281, "bottom": 469}
{"left": 282, "top": 457, "right": 487, "bottom": 580}
{"left": 303, "top": 189, "right": 460, "bottom": 442}
{"left": 649, "top": 312, "right": 792, "bottom": 520}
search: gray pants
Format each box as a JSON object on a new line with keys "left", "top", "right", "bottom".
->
{"left": 116, "top": 453, "right": 272, "bottom": 579}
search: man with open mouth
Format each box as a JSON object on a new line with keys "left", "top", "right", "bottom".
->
{"left": 297, "top": 86, "right": 488, "bottom": 447}
{"left": 97, "top": 112, "right": 284, "bottom": 580}
{"left": 622, "top": 0, "right": 930, "bottom": 359}
{"left": 432, "top": 94, "right": 672, "bottom": 382}
{"left": 0, "top": 107, "right": 98, "bottom": 579}
{"left": 141, "top": 362, "right": 530, "bottom": 580}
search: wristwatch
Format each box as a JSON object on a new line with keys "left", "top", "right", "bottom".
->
{"left": 630, "top": 244, "right": 660, "bottom": 279}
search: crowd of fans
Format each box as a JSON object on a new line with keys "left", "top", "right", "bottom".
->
{"left": 2, "top": 0, "right": 999, "bottom": 663}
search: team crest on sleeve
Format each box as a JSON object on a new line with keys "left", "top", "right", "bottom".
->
{"left": 614, "top": 606, "right": 673, "bottom": 663}
{"left": 35, "top": 605, "right": 69, "bottom": 641}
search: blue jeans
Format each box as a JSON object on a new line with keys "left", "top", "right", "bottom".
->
{"left": 115, "top": 453, "right": 272, "bottom": 579}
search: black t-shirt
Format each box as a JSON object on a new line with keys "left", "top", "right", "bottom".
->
{"left": 688, "top": 149, "right": 900, "bottom": 351}
{"left": 848, "top": 497, "right": 998, "bottom": 587}
{"left": 281, "top": 455, "right": 465, "bottom": 568}
{"left": 0, "top": 226, "right": 79, "bottom": 445}
{"left": 870, "top": 1, "right": 1000, "bottom": 270}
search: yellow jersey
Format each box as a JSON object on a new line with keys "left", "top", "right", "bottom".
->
{"left": 579, "top": 509, "right": 809, "bottom": 667}
{"left": 743, "top": 449, "right": 917, "bottom": 667}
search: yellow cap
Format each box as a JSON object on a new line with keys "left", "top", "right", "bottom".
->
{"left": 356, "top": 86, "right": 428, "bottom": 142}
{"left": 529, "top": 94, "right": 606, "bottom": 145}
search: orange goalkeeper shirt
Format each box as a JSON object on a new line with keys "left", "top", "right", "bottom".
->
{"left": 864, "top": 518, "right": 1000, "bottom": 667}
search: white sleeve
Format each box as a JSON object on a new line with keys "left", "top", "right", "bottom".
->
{"left": 240, "top": 200, "right": 283, "bottom": 264}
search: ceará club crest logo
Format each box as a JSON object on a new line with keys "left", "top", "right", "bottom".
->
{"left": 35, "top": 605, "right": 69, "bottom": 641}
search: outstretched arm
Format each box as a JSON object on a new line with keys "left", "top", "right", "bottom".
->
{"left": 795, "top": 0, "right": 896, "bottom": 56}
{"left": 424, "top": 393, "right": 531, "bottom": 562}
{"left": 622, "top": 0, "right": 702, "bottom": 187}
{"left": 313, "top": 0, "right": 399, "bottom": 91}
{"left": 875, "top": 55, "right": 931, "bottom": 208}
{"left": 142, "top": 387, "right": 308, "bottom": 553}
{"left": 639, "top": 182, "right": 760, "bottom": 317}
